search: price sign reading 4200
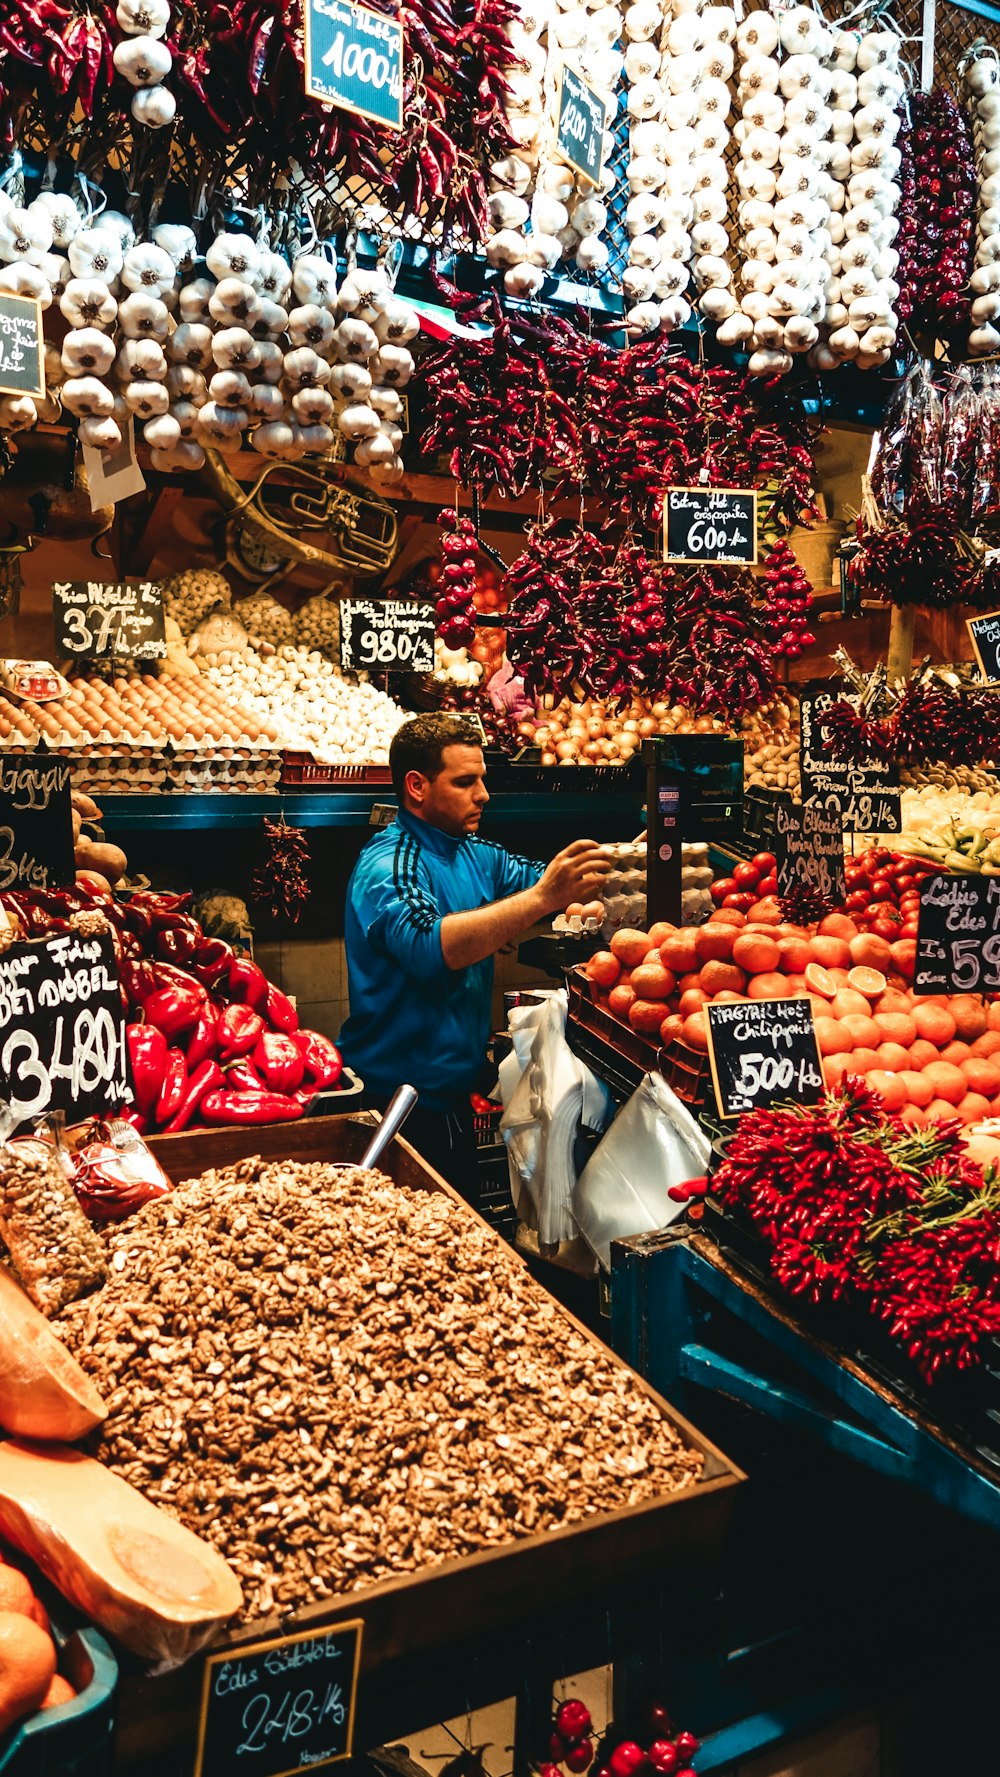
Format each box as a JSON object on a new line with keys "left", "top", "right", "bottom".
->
{"left": 340, "top": 599, "right": 434, "bottom": 674}
{"left": 915, "top": 875, "right": 1000, "bottom": 995}
{"left": 556, "top": 64, "right": 607, "bottom": 186}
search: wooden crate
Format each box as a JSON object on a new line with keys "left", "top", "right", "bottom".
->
{"left": 114, "top": 1116, "right": 744, "bottom": 1769}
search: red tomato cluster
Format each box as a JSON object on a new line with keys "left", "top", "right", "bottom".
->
{"left": 843, "top": 848, "right": 944, "bottom": 943}
{"left": 710, "top": 851, "right": 777, "bottom": 911}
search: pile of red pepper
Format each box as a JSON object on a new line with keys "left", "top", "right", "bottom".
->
{"left": 3, "top": 883, "right": 343, "bottom": 1133}
{"left": 843, "top": 847, "right": 944, "bottom": 940}
{"left": 819, "top": 675, "right": 1000, "bottom": 767}
{"left": 715, "top": 1078, "right": 1000, "bottom": 1384}
{"left": 895, "top": 88, "right": 975, "bottom": 343}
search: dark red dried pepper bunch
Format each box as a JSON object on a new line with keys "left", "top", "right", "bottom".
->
{"left": 715, "top": 1077, "right": 1000, "bottom": 1383}
{"left": 0, "top": 0, "right": 137, "bottom": 146}
{"left": 434, "top": 507, "right": 478, "bottom": 648}
{"left": 755, "top": 540, "right": 814, "bottom": 658}
{"left": 821, "top": 676, "right": 1000, "bottom": 767}
{"left": 895, "top": 87, "right": 975, "bottom": 342}
{"left": 251, "top": 817, "right": 310, "bottom": 925}
{"left": 854, "top": 514, "right": 982, "bottom": 609}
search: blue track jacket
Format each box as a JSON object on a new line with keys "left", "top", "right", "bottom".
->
{"left": 340, "top": 809, "right": 543, "bottom": 1109}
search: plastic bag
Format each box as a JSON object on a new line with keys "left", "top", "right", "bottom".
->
{"left": 500, "top": 992, "right": 613, "bottom": 1248}
{"left": 573, "top": 1072, "right": 711, "bottom": 1270}
{"left": 73, "top": 1119, "right": 172, "bottom": 1222}
{"left": 0, "top": 1110, "right": 107, "bottom": 1316}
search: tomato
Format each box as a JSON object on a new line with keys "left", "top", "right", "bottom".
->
{"left": 723, "top": 892, "right": 757, "bottom": 911}
{"left": 873, "top": 914, "right": 904, "bottom": 941}
{"left": 867, "top": 878, "right": 894, "bottom": 902}
{"left": 893, "top": 874, "right": 914, "bottom": 893}
{"left": 759, "top": 873, "right": 778, "bottom": 896}
{"left": 865, "top": 901, "right": 900, "bottom": 924}
{"left": 710, "top": 878, "right": 737, "bottom": 904}
{"left": 845, "top": 890, "right": 870, "bottom": 913}
{"left": 733, "top": 860, "right": 763, "bottom": 887}
{"left": 901, "top": 920, "right": 919, "bottom": 939}
{"left": 752, "top": 851, "right": 777, "bottom": 874}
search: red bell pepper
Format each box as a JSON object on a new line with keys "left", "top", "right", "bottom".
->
{"left": 162, "top": 1059, "right": 225, "bottom": 1134}
{"left": 225, "top": 1057, "right": 266, "bottom": 1092}
{"left": 154, "top": 922, "right": 200, "bottom": 966}
{"left": 199, "top": 1088, "right": 305, "bottom": 1125}
{"left": 155, "top": 1048, "right": 187, "bottom": 1124}
{"left": 143, "top": 984, "right": 204, "bottom": 1040}
{"left": 190, "top": 937, "right": 234, "bottom": 988}
{"left": 217, "top": 1002, "right": 265, "bottom": 1057}
{"left": 227, "top": 954, "right": 269, "bottom": 1011}
{"left": 121, "top": 957, "right": 157, "bottom": 1008}
{"left": 127, "top": 1024, "right": 168, "bottom": 1117}
{"left": 150, "top": 962, "right": 208, "bottom": 1000}
{"left": 265, "top": 983, "right": 299, "bottom": 1035}
{"left": 253, "top": 1031, "right": 305, "bottom": 1093}
{"left": 292, "top": 1029, "right": 343, "bottom": 1088}
{"left": 187, "top": 1000, "right": 220, "bottom": 1069}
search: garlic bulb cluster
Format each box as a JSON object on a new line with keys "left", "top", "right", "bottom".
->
{"left": 434, "top": 638, "right": 483, "bottom": 686}
{"left": 0, "top": 188, "right": 70, "bottom": 432}
{"left": 113, "top": 0, "right": 175, "bottom": 130}
{"left": 965, "top": 53, "right": 1000, "bottom": 355}
{"left": 621, "top": 0, "right": 699, "bottom": 336}
{"left": 485, "top": 0, "right": 617, "bottom": 296}
{"left": 810, "top": 27, "right": 903, "bottom": 371}
{"left": 729, "top": 7, "right": 837, "bottom": 376}
{"left": 295, "top": 593, "right": 344, "bottom": 657}
{"left": 201, "top": 642, "right": 408, "bottom": 764}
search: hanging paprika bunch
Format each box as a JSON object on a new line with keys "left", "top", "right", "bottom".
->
{"left": 434, "top": 509, "right": 479, "bottom": 649}
{"left": 816, "top": 674, "right": 1000, "bottom": 767}
{"left": 540, "top": 1698, "right": 701, "bottom": 1777}
{"left": 755, "top": 540, "right": 814, "bottom": 658}
{"left": 714, "top": 1078, "right": 1000, "bottom": 1383}
{"left": 895, "top": 87, "right": 975, "bottom": 342}
{"left": 251, "top": 818, "right": 310, "bottom": 925}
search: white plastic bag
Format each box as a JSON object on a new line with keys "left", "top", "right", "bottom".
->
{"left": 500, "top": 991, "right": 613, "bottom": 1247}
{"left": 573, "top": 1072, "right": 711, "bottom": 1270}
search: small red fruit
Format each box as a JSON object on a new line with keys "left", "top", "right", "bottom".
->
{"left": 565, "top": 1741, "right": 594, "bottom": 1772}
{"left": 648, "top": 1744, "right": 678, "bottom": 1774}
{"left": 733, "top": 861, "right": 762, "bottom": 887}
{"left": 541, "top": 1764, "right": 563, "bottom": 1777}
{"left": 550, "top": 1735, "right": 569, "bottom": 1763}
{"left": 647, "top": 1706, "right": 675, "bottom": 1739}
{"left": 556, "top": 1704, "right": 594, "bottom": 1745}
{"left": 674, "top": 1734, "right": 699, "bottom": 1761}
{"left": 609, "top": 1744, "right": 647, "bottom": 1777}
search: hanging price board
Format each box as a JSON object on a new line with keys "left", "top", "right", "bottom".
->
{"left": 555, "top": 64, "right": 606, "bottom": 187}
{"left": 195, "top": 1620, "right": 363, "bottom": 1777}
{"left": 914, "top": 874, "right": 1000, "bottom": 995}
{"left": 0, "top": 932, "right": 131, "bottom": 1122}
{"left": 0, "top": 292, "right": 44, "bottom": 399}
{"left": 664, "top": 488, "right": 757, "bottom": 566}
{"left": 706, "top": 997, "right": 824, "bottom": 1120}
{"left": 53, "top": 581, "right": 166, "bottom": 661}
{"left": 303, "top": 0, "right": 404, "bottom": 128}
{"left": 0, "top": 756, "right": 74, "bottom": 891}
{"left": 340, "top": 599, "right": 434, "bottom": 673}
{"left": 967, "top": 611, "right": 1000, "bottom": 685}
{"left": 799, "top": 689, "right": 901, "bottom": 833}
{"left": 774, "top": 799, "right": 846, "bottom": 906}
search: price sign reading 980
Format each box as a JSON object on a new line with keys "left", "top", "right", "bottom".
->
{"left": 340, "top": 600, "right": 434, "bottom": 674}
{"left": 915, "top": 875, "right": 1000, "bottom": 995}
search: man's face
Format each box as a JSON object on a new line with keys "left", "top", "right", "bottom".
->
{"left": 406, "top": 743, "right": 490, "bottom": 837}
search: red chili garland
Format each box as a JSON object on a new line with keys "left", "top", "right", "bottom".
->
{"left": 895, "top": 88, "right": 975, "bottom": 342}
{"left": 435, "top": 508, "right": 479, "bottom": 649}
{"left": 818, "top": 676, "right": 1000, "bottom": 768}
{"left": 251, "top": 817, "right": 310, "bottom": 925}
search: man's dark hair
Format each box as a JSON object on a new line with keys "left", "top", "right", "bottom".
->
{"left": 390, "top": 713, "right": 484, "bottom": 797}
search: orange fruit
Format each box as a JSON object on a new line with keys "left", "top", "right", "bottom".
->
{"left": 839, "top": 1013, "right": 881, "bottom": 1049}
{"left": 695, "top": 923, "right": 737, "bottom": 964}
{"left": 683, "top": 1011, "right": 709, "bottom": 1051}
{"left": 940, "top": 1040, "right": 973, "bottom": 1066}
{"left": 713, "top": 989, "right": 746, "bottom": 1003}
{"left": 957, "top": 1092, "right": 992, "bottom": 1125}
{"left": 586, "top": 951, "right": 621, "bottom": 989}
{"left": 678, "top": 971, "right": 701, "bottom": 993}
{"left": 804, "top": 962, "right": 838, "bottom": 999}
{"left": 874, "top": 1011, "right": 918, "bottom": 1048}
{"left": 731, "top": 932, "right": 781, "bottom": 973}
{"left": 647, "top": 922, "right": 676, "bottom": 949}
{"left": 949, "top": 996, "right": 989, "bottom": 1041}
{"left": 889, "top": 939, "right": 916, "bottom": 981}
{"left": 660, "top": 1012, "right": 684, "bottom": 1046}
{"left": 849, "top": 1047, "right": 880, "bottom": 1074}
{"left": 971, "top": 1031, "right": 1000, "bottom": 1057}
{"left": 679, "top": 987, "right": 707, "bottom": 1016}
{"left": 0, "top": 1570, "right": 35, "bottom": 1620}
{"left": 849, "top": 933, "right": 893, "bottom": 970}
{"left": 699, "top": 960, "right": 746, "bottom": 997}
{"left": 823, "top": 1055, "right": 851, "bottom": 1088}
{"left": 784, "top": 972, "right": 807, "bottom": 993}
{"left": 41, "top": 1675, "right": 75, "bottom": 1710}
{"left": 831, "top": 988, "right": 875, "bottom": 1019}
{"left": 746, "top": 897, "right": 784, "bottom": 924}
{"left": 874, "top": 1042, "right": 912, "bottom": 1073}
{"left": 927, "top": 1098, "right": 960, "bottom": 1123}
{"left": 809, "top": 936, "right": 852, "bottom": 970}
{"left": 868, "top": 1070, "right": 907, "bottom": 1112}
{"left": 631, "top": 962, "right": 676, "bottom": 1001}
{"left": 709, "top": 908, "right": 746, "bottom": 927}
{"left": 746, "top": 972, "right": 793, "bottom": 1000}
{"left": 908, "top": 1039, "right": 941, "bottom": 1069}
{"left": 988, "top": 1001, "right": 1000, "bottom": 1032}
{"left": 630, "top": 998, "right": 668, "bottom": 1035}
{"left": 610, "top": 928, "right": 651, "bottom": 970}
{"left": 875, "top": 988, "right": 914, "bottom": 1016}
{"left": 808, "top": 993, "right": 833, "bottom": 1019}
{"left": 0, "top": 1613, "right": 55, "bottom": 1721}
{"left": 921, "top": 1061, "right": 967, "bottom": 1105}
{"left": 912, "top": 1002, "right": 958, "bottom": 1047}
{"left": 847, "top": 966, "right": 888, "bottom": 999}
{"left": 900, "top": 1104, "right": 928, "bottom": 1128}
{"left": 900, "top": 1070, "right": 934, "bottom": 1108}
{"left": 659, "top": 929, "right": 699, "bottom": 973}
{"left": 608, "top": 984, "right": 636, "bottom": 1020}
{"left": 818, "top": 912, "right": 858, "bottom": 940}
{"left": 779, "top": 936, "right": 813, "bottom": 974}
{"left": 962, "top": 1058, "right": 1000, "bottom": 1097}
{"left": 816, "top": 1017, "right": 853, "bottom": 1055}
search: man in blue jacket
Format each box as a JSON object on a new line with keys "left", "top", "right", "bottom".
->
{"left": 340, "top": 713, "right": 611, "bottom": 1193}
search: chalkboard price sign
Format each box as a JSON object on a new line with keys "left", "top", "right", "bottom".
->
{"left": 914, "top": 874, "right": 1000, "bottom": 995}
{"left": 967, "top": 611, "right": 1000, "bottom": 685}
{"left": 0, "top": 932, "right": 131, "bottom": 1122}
{"left": 799, "top": 689, "right": 901, "bottom": 834}
{"left": 664, "top": 487, "right": 757, "bottom": 566}
{"left": 555, "top": 64, "right": 606, "bottom": 187}
{"left": 0, "top": 756, "right": 74, "bottom": 891}
{"left": 0, "top": 292, "right": 44, "bottom": 399}
{"left": 706, "top": 997, "right": 824, "bottom": 1120}
{"left": 774, "top": 799, "right": 846, "bottom": 906}
{"left": 195, "top": 1619, "right": 363, "bottom": 1777}
{"left": 340, "top": 599, "right": 434, "bottom": 673}
{"left": 304, "top": 0, "right": 403, "bottom": 128}
{"left": 53, "top": 581, "right": 166, "bottom": 661}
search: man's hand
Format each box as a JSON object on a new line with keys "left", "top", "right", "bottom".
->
{"left": 535, "top": 839, "right": 614, "bottom": 915}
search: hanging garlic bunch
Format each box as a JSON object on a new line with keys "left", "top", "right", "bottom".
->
{"left": 620, "top": 0, "right": 672, "bottom": 335}
{"left": 731, "top": 6, "right": 836, "bottom": 376}
{"left": 810, "top": 24, "right": 903, "bottom": 371}
{"left": 687, "top": 1, "right": 738, "bottom": 331}
{"left": 964, "top": 51, "right": 1000, "bottom": 355}
{"left": 114, "top": 0, "right": 176, "bottom": 129}
{"left": 48, "top": 205, "right": 142, "bottom": 450}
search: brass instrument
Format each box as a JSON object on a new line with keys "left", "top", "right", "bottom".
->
{"left": 201, "top": 448, "right": 399, "bottom": 582}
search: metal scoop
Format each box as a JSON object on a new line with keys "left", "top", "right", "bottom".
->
{"left": 348, "top": 1084, "right": 419, "bottom": 1172}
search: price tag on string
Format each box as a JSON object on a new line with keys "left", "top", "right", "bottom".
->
{"left": 53, "top": 580, "right": 166, "bottom": 661}
{"left": 303, "top": 0, "right": 403, "bottom": 128}
{"left": 914, "top": 875, "right": 1000, "bottom": 995}
{"left": 340, "top": 599, "right": 434, "bottom": 673}
{"left": 664, "top": 487, "right": 757, "bottom": 566}
{"left": 774, "top": 799, "right": 846, "bottom": 906}
{"left": 194, "top": 1620, "right": 363, "bottom": 1777}
{"left": 554, "top": 64, "right": 607, "bottom": 187}
{"left": 799, "top": 689, "right": 901, "bottom": 834}
{"left": 0, "top": 932, "right": 132, "bottom": 1122}
{"left": 0, "top": 292, "right": 44, "bottom": 399}
{"left": 705, "top": 997, "right": 824, "bottom": 1120}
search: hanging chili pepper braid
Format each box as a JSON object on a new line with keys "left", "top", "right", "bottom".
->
{"left": 251, "top": 818, "right": 310, "bottom": 924}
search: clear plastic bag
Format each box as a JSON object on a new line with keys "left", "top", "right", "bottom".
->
{"left": 0, "top": 1110, "right": 107, "bottom": 1316}
{"left": 573, "top": 1073, "right": 710, "bottom": 1270}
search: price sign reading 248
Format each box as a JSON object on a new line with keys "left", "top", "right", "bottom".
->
{"left": 194, "top": 1620, "right": 363, "bottom": 1777}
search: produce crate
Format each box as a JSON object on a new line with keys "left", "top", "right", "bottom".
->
{"left": 0, "top": 1623, "right": 117, "bottom": 1777}
{"left": 305, "top": 1063, "right": 364, "bottom": 1116}
{"left": 481, "top": 750, "right": 644, "bottom": 794}
{"left": 125, "top": 1113, "right": 743, "bottom": 1774}
{"left": 565, "top": 968, "right": 711, "bottom": 1110}
{"left": 280, "top": 753, "right": 393, "bottom": 788}
{"left": 472, "top": 1101, "right": 516, "bottom": 1241}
